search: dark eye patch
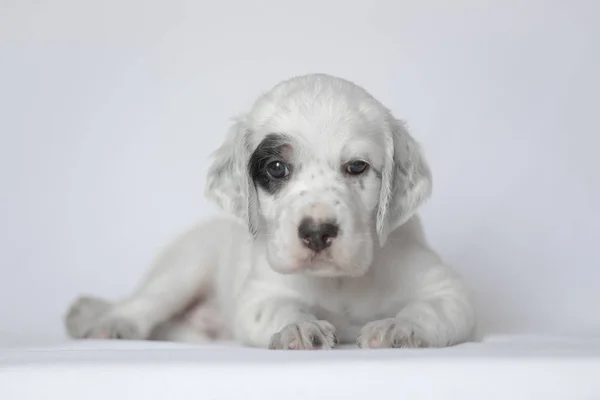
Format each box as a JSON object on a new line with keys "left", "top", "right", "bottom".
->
{"left": 248, "top": 133, "right": 293, "bottom": 195}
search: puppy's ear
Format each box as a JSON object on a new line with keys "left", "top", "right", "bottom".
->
{"left": 376, "top": 118, "right": 432, "bottom": 246}
{"left": 204, "top": 119, "right": 259, "bottom": 235}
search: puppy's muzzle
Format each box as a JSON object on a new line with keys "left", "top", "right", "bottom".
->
{"left": 297, "top": 217, "right": 339, "bottom": 253}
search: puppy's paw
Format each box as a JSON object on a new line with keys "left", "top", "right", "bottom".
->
{"left": 84, "top": 315, "right": 149, "bottom": 340}
{"left": 65, "top": 296, "right": 111, "bottom": 339}
{"left": 269, "top": 320, "right": 338, "bottom": 350}
{"left": 357, "top": 318, "right": 429, "bottom": 349}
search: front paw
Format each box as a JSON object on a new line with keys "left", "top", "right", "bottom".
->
{"left": 357, "top": 318, "right": 429, "bottom": 349}
{"left": 269, "top": 320, "right": 338, "bottom": 350}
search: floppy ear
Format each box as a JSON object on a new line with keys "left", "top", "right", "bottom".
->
{"left": 204, "top": 119, "right": 259, "bottom": 235}
{"left": 376, "top": 118, "right": 433, "bottom": 246}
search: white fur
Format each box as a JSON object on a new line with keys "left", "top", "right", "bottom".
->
{"left": 65, "top": 74, "right": 476, "bottom": 349}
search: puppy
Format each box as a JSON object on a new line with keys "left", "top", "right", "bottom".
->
{"left": 65, "top": 74, "right": 476, "bottom": 349}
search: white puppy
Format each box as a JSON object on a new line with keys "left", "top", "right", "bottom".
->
{"left": 65, "top": 74, "right": 476, "bottom": 349}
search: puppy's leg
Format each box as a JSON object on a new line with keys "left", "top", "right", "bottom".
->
{"left": 70, "top": 225, "right": 220, "bottom": 341}
{"left": 66, "top": 296, "right": 218, "bottom": 344}
{"left": 357, "top": 265, "right": 476, "bottom": 349}
{"left": 233, "top": 289, "right": 338, "bottom": 350}
{"left": 150, "top": 296, "right": 228, "bottom": 343}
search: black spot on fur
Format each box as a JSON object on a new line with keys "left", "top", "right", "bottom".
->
{"left": 310, "top": 334, "right": 322, "bottom": 347}
{"left": 248, "top": 134, "right": 292, "bottom": 195}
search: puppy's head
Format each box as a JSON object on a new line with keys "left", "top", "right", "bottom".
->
{"left": 205, "top": 74, "right": 432, "bottom": 277}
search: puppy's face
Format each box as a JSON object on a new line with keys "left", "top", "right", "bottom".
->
{"left": 205, "top": 74, "right": 432, "bottom": 278}
{"left": 248, "top": 126, "right": 386, "bottom": 277}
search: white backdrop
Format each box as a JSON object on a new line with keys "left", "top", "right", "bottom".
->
{"left": 1, "top": 0, "right": 598, "bottom": 343}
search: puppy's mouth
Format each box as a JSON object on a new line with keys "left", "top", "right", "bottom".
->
{"left": 266, "top": 236, "right": 369, "bottom": 276}
{"left": 305, "top": 248, "right": 333, "bottom": 262}
{"left": 297, "top": 248, "right": 338, "bottom": 267}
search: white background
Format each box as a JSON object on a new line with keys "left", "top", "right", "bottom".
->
{"left": 0, "top": 0, "right": 598, "bottom": 343}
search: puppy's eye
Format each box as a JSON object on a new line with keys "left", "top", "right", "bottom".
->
{"left": 344, "top": 160, "right": 369, "bottom": 175}
{"left": 266, "top": 160, "right": 290, "bottom": 179}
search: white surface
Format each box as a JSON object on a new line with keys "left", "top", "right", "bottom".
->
{"left": 1, "top": 336, "right": 600, "bottom": 399}
{"left": 1, "top": 1, "right": 600, "bottom": 342}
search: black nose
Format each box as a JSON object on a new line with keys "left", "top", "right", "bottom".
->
{"left": 298, "top": 218, "right": 339, "bottom": 253}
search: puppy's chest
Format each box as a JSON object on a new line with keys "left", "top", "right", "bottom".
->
{"left": 307, "top": 278, "right": 397, "bottom": 328}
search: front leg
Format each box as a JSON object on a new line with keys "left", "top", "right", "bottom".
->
{"left": 233, "top": 292, "right": 338, "bottom": 350}
{"left": 357, "top": 265, "right": 476, "bottom": 349}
